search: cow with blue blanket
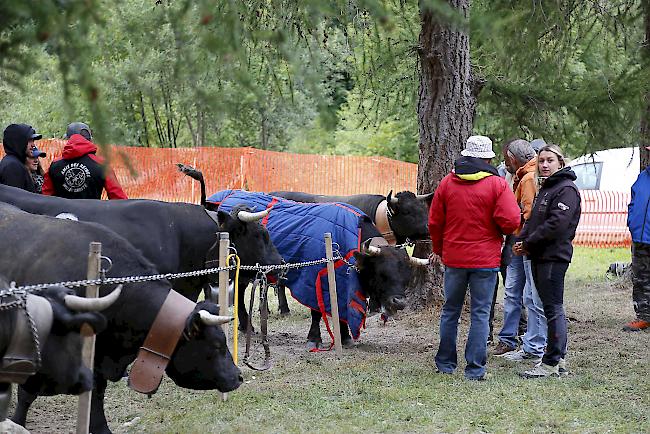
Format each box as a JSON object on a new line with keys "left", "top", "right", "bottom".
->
{"left": 207, "top": 190, "right": 427, "bottom": 349}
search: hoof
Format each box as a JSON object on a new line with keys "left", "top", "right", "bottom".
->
{"left": 278, "top": 310, "right": 291, "bottom": 318}
{"left": 306, "top": 341, "right": 321, "bottom": 351}
{"left": 341, "top": 338, "right": 355, "bottom": 349}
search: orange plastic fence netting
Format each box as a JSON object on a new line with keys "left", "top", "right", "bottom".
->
{"left": 575, "top": 190, "right": 632, "bottom": 249}
{"left": 9, "top": 139, "right": 418, "bottom": 202}
{"left": 1, "top": 139, "right": 633, "bottom": 248}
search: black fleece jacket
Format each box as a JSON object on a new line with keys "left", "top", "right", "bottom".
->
{"left": 517, "top": 167, "right": 581, "bottom": 263}
{"left": 0, "top": 124, "right": 36, "bottom": 192}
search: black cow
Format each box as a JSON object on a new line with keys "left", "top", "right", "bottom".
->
{"left": 208, "top": 191, "right": 427, "bottom": 349}
{"left": 0, "top": 204, "right": 241, "bottom": 434}
{"left": 270, "top": 190, "right": 431, "bottom": 315}
{"left": 0, "top": 184, "right": 282, "bottom": 304}
{"left": 1, "top": 277, "right": 117, "bottom": 426}
{"left": 270, "top": 190, "right": 432, "bottom": 244}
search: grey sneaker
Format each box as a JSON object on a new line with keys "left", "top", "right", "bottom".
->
{"left": 519, "top": 362, "right": 559, "bottom": 378}
{"left": 503, "top": 349, "right": 542, "bottom": 363}
{"left": 558, "top": 358, "right": 568, "bottom": 376}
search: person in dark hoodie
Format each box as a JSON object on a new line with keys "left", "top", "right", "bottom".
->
{"left": 514, "top": 143, "right": 581, "bottom": 378}
{"left": 42, "top": 122, "right": 127, "bottom": 199}
{"left": 0, "top": 123, "right": 42, "bottom": 192}
{"left": 429, "top": 135, "right": 521, "bottom": 380}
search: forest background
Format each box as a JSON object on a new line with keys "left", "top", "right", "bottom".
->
{"left": 1, "top": 0, "right": 648, "bottom": 164}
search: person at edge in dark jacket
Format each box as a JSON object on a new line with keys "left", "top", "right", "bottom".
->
{"left": 514, "top": 144, "right": 581, "bottom": 378}
{"left": 0, "top": 123, "right": 42, "bottom": 192}
{"left": 622, "top": 145, "right": 650, "bottom": 332}
{"left": 429, "top": 135, "right": 521, "bottom": 381}
{"left": 42, "top": 122, "right": 127, "bottom": 199}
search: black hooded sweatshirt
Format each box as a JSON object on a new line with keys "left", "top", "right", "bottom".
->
{"left": 0, "top": 124, "right": 37, "bottom": 192}
{"left": 517, "top": 167, "right": 581, "bottom": 263}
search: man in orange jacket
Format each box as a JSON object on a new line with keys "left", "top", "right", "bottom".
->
{"left": 497, "top": 140, "right": 549, "bottom": 363}
{"left": 42, "top": 122, "right": 127, "bottom": 199}
{"left": 429, "top": 135, "right": 520, "bottom": 380}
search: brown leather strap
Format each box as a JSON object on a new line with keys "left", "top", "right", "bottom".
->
{"left": 374, "top": 200, "right": 397, "bottom": 245}
{"left": 128, "top": 290, "right": 195, "bottom": 395}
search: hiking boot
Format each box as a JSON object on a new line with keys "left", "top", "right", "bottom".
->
{"left": 492, "top": 342, "right": 517, "bottom": 357}
{"left": 558, "top": 358, "right": 568, "bottom": 376}
{"left": 503, "top": 349, "right": 542, "bottom": 363}
{"left": 622, "top": 319, "right": 650, "bottom": 332}
{"left": 520, "top": 362, "right": 559, "bottom": 379}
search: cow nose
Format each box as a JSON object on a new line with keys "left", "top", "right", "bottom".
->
{"left": 390, "top": 295, "right": 407, "bottom": 310}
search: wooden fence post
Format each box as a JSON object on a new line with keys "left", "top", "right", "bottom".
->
{"left": 218, "top": 233, "right": 230, "bottom": 401}
{"left": 76, "top": 242, "right": 101, "bottom": 434}
{"left": 324, "top": 233, "right": 343, "bottom": 357}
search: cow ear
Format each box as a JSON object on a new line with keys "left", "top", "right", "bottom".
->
{"left": 352, "top": 251, "right": 366, "bottom": 269}
{"left": 216, "top": 210, "right": 231, "bottom": 229}
{"left": 186, "top": 309, "right": 204, "bottom": 337}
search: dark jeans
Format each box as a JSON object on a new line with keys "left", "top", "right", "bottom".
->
{"left": 532, "top": 261, "right": 569, "bottom": 366}
{"left": 436, "top": 267, "right": 497, "bottom": 379}
{"left": 632, "top": 242, "right": 650, "bottom": 321}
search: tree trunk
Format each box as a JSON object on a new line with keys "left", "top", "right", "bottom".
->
{"left": 641, "top": 0, "right": 650, "bottom": 169}
{"left": 408, "top": 0, "right": 482, "bottom": 308}
{"left": 139, "top": 92, "right": 150, "bottom": 147}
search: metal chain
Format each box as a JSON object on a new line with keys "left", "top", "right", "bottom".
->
{"left": 25, "top": 303, "right": 42, "bottom": 370}
{"left": 0, "top": 254, "right": 347, "bottom": 296}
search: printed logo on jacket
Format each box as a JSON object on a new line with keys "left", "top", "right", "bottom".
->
{"left": 61, "top": 162, "right": 91, "bottom": 193}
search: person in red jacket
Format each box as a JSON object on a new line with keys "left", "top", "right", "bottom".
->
{"left": 429, "top": 135, "right": 520, "bottom": 380}
{"left": 42, "top": 122, "right": 127, "bottom": 199}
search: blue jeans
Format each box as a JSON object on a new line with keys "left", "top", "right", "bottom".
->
{"left": 497, "top": 255, "right": 526, "bottom": 348}
{"left": 435, "top": 267, "right": 497, "bottom": 379}
{"left": 522, "top": 257, "right": 547, "bottom": 357}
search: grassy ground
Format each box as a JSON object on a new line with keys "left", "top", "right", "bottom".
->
{"left": 15, "top": 247, "right": 649, "bottom": 433}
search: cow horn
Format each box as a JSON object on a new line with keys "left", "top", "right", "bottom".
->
{"left": 386, "top": 190, "right": 398, "bottom": 206}
{"left": 410, "top": 257, "right": 430, "bottom": 266}
{"left": 237, "top": 209, "right": 269, "bottom": 222}
{"left": 199, "top": 310, "right": 234, "bottom": 326}
{"left": 64, "top": 285, "right": 122, "bottom": 312}
{"left": 416, "top": 192, "right": 434, "bottom": 201}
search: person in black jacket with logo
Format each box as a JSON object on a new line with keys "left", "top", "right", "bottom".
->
{"left": 0, "top": 124, "right": 42, "bottom": 192}
{"left": 513, "top": 144, "right": 581, "bottom": 378}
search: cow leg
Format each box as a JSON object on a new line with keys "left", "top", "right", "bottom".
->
{"left": 237, "top": 279, "right": 251, "bottom": 332}
{"left": 11, "top": 387, "right": 37, "bottom": 427}
{"left": 89, "top": 374, "right": 111, "bottom": 434}
{"left": 276, "top": 284, "right": 291, "bottom": 316}
{"left": 307, "top": 310, "right": 323, "bottom": 350}
{"left": 340, "top": 322, "right": 354, "bottom": 348}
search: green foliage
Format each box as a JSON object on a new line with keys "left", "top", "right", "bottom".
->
{"left": 0, "top": 0, "right": 648, "bottom": 161}
{"left": 471, "top": 0, "right": 648, "bottom": 156}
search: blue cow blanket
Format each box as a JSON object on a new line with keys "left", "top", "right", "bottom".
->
{"left": 207, "top": 189, "right": 369, "bottom": 340}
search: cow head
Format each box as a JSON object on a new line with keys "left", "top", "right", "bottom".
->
{"left": 19, "top": 285, "right": 120, "bottom": 396}
{"left": 385, "top": 191, "right": 432, "bottom": 242}
{"left": 166, "top": 301, "right": 242, "bottom": 392}
{"left": 353, "top": 240, "right": 413, "bottom": 315}
{"left": 211, "top": 204, "right": 283, "bottom": 272}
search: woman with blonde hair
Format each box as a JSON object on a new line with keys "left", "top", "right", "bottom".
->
{"left": 513, "top": 144, "right": 581, "bottom": 378}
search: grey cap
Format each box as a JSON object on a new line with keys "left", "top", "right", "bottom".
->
{"left": 65, "top": 122, "right": 92, "bottom": 140}
{"left": 530, "top": 138, "right": 546, "bottom": 153}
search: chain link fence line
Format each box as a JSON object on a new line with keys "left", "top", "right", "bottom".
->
{"left": 0, "top": 255, "right": 345, "bottom": 298}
